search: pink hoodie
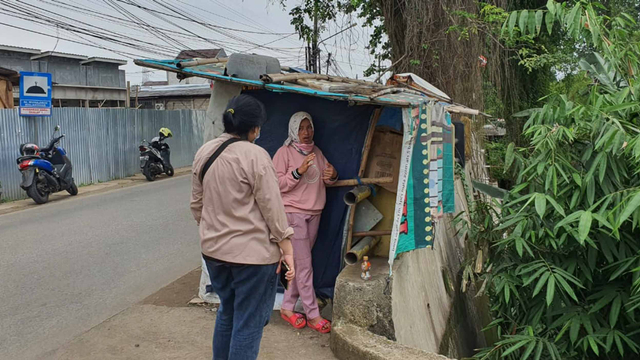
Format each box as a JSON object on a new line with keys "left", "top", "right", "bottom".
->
{"left": 273, "top": 145, "right": 337, "bottom": 215}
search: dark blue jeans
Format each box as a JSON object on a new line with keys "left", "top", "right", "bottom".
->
{"left": 204, "top": 256, "right": 278, "bottom": 360}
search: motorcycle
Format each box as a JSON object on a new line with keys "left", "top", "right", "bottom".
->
{"left": 139, "top": 127, "right": 174, "bottom": 181}
{"left": 16, "top": 125, "right": 78, "bottom": 204}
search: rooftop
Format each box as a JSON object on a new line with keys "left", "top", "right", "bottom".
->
{"left": 0, "top": 44, "right": 41, "bottom": 54}
{"left": 0, "top": 44, "right": 126, "bottom": 65}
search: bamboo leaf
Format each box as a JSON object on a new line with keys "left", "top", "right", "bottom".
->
{"left": 618, "top": 192, "right": 640, "bottom": 227}
{"left": 502, "top": 340, "right": 530, "bottom": 357}
{"left": 610, "top": 295, "right": 621, "bottom": 327}
{"left": 598, "top": 154, "right": 607, "bottom": 184}
{"left": 572, "top": 173, "right": 582, "bottom": 186}
{"left": 556, "top": 274, "right": 578, "bottom": 302}
{"left": 589, "top": 336, "right": 600, "bottom": 355}
{"left": 534, "top": 340, "right": 544, "bottom": 360}
{"left": 579, "top": 211, "right": 593, "bottom": 241}
{"left": 516, "top": 238, "right": 524, "bottom": 257}
{"left": 546, "top": 195, "right": 566, "bottom": 216}
{"left": 590, "top": 292, "right": 617, "bottom": 313}
{"left": 522, "top": 340, "right": 537, "bottom": 360}
{"left": 535, "top": 194, "right": 547, "bottom": 218}
{"left": 604, "top": 102, "right": 639, "bottom": 112}
{"left": 534, "top": 271, "right": 551, "bottom": 297}
{"left": 555, "top": 210, "right": 583, "bottom": 229}
{"left": 547, "top": 275, "right": 556, "bottom": 305}
{"left": 505, "top": 142, "right": 515, "bottom": 168}
{"left": 615, "top": 333, "right": 624, "bottom": 356}
{"left": 570, "top": 319, "right": 581, "bottom": 343}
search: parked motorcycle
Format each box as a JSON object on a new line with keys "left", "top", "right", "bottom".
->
{"left": 139, "top": 127, "right": 174, "bottom": 181}
{"left": 16, "top": 125, "right": 78, "bottom": 204}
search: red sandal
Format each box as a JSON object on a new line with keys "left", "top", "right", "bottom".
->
{"left": 281, "top": 312, "right": 307, "bottom": 329}
{"left": 307, "top": 318, "right": 331, "bottom": 333}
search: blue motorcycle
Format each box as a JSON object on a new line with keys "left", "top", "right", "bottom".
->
{"left": 16, "top": 125, "right": 78, "bottom": 204}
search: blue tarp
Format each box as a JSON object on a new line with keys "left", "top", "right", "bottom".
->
{"left": 247, "top": 90, "right": 376, "bottom": 298}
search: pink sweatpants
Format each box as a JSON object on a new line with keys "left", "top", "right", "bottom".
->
{"left": 281, "top": 213, "right": 321, "bottom": 319}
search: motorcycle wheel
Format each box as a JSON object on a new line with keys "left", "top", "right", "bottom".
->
{"left": 143, "top": 163, "right": 155, "bottom": 182}
{"left": 67, "top": 180, "right": 78, "bottom": 196}
{"left": 27, "top": 180, "right": 49, "bottom": 204}
{"left": 165, "top": 165, "right": 174, "bottom": 177}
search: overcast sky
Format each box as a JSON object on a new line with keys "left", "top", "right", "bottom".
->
{"left": 0, "top": 0, "right": 380, "bottom": 84}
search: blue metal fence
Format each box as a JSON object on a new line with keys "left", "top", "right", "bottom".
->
{"left": 0, "top": 108, "right": 206, "bottom": 201}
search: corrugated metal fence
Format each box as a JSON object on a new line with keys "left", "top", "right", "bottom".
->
{"left": 0, "top": 108, "right": 206, "bottom": 201}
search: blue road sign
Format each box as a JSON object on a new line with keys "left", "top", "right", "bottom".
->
{"left": 19, "top": 72, "right": 52, "bottom": 116}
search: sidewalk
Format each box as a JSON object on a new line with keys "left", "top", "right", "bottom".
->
{"left": 0, "top": 167, "right": 192, "bottom": 216}
{"left": 43, "top": 269, "right": 336, "bottom": 360}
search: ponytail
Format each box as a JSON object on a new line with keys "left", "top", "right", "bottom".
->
{"left": 222, "top": 95, "right": 266, "bottom": 139}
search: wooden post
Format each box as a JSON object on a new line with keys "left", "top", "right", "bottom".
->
{"left": 126, "top": 81, "right": 131, "bottom": 108}
{"left": 135, "top": 86, "right": 139, "bottom": 108}
{"left": 346, "top": 108, "right": 382, "bottom": 252}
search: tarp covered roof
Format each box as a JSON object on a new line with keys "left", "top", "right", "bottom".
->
{"left": 134, "top": 57, "right": 481, "bottom": 114}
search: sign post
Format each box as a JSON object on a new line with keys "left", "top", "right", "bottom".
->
{"left": 19, "top": 72, "right": 52, "bottom": 117}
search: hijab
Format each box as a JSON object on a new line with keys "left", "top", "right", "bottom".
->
{"left": 284, "top": 111, "right": 315, "bottom": 155}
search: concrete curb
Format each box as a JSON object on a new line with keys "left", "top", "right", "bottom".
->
{"left": 0, "top": 167, "right": 191, "bottom": 216}
{"left": 331, "top": 323, "right": 453, "bottom": 360}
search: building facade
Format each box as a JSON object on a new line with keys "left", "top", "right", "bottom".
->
{"left": 0, "top": 45, "right": 127, "bottom": 108}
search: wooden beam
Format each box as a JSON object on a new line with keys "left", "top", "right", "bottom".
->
{"left": 326, "top": 177, "right": 393, "bottom": 188}
{"left": 176, "top": 57, "right": 228, "bottom": 68}
{"left": 353, "top": 230, "right": 392, "bottom": 237}
{"left": 345, "top": 108, "right": 382, "bottom": 252}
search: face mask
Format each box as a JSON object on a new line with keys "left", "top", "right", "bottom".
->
{"left": 253, "top": 130, "right": 260, "bottom": 143}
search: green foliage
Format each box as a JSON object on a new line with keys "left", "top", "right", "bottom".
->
{"left": 485, "top": 140, "right": 513, "bottom": 187}
{"left": 473, "top": 2, "right": 640, "bottom": 359}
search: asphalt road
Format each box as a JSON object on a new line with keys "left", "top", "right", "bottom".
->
{"left": 0, "top": 176, "right": 201, "bottom": 360}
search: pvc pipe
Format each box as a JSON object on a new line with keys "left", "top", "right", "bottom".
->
{"left": 344, "top": 185, "right": 372, "bottom": 205}
{"left": 345, "top": 236, "right": 380, "bottom": 265}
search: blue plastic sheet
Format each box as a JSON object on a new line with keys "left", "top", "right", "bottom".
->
{"left": 247, "top": 90, "right": 376, "bottom": 298}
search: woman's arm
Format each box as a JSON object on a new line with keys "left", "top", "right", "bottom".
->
{"left": 254, "top": 161, "right": 295, "bottom": 242}
{"left": 273, "top": 147, "right": 302, "bottom": 193}
{"left": 190, "top": 170, "right": 203, "bottom": 226}
{"left": 317, "top": 149, "right": 338, "bottom": 185}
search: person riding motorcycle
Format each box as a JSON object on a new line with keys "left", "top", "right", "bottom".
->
{"left": 151, "top": 127, "right": 173, "bottom": 151}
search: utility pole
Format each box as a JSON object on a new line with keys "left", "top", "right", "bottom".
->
{"left": 311, "top": 0, "right": 319, "bottom": 73}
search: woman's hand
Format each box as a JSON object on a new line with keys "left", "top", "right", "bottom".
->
{"left": 277, "top": 254, "right": 295, "bottom": 281}
{"left": 298, "top": 153, "right": 316, "bottom": 175}
{"left": 323, "top": 162, "right": 337, "bottom": 181}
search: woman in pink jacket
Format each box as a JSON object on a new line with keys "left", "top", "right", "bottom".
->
{"left": 273, "top": 111, "right": 337, "bottom": 333}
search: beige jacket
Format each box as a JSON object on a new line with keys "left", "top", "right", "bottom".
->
{"left": 191, "top": 134, "right": 294, "bottom": 265}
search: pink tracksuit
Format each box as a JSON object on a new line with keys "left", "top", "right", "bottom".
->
{"left": 273, "top": 144, "right": 336, "bottom": 319}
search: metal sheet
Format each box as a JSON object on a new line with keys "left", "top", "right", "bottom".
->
{"left": 352, "top": 198, "right": 383, "bottom": 233}
{"left": 0, "top": 108, "right": 205, "bottom": 201}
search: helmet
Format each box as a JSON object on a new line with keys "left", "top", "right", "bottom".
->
{"left": 159, "top": 127, "right": 173, "bottom": 139}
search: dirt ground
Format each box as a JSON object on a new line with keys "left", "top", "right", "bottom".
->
{"left": 43, "top": 269, "right": 336, "bottom": 360}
